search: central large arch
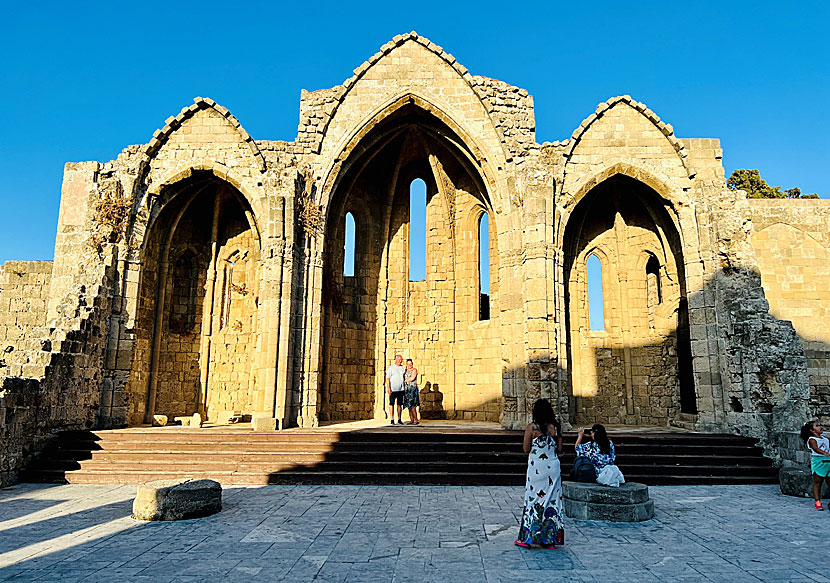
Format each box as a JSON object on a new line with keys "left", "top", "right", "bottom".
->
{"left": 319, "top": 101, "right": 503, "bottom": 423}
{"left": 563, "top": 174, "right": 696, "bottom": 426}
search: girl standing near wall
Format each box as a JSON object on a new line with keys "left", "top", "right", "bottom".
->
{"left": 801, "top": 421, "right": 830, "bottom": 510}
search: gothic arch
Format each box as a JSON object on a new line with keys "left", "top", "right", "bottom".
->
{"left": 563, "top": 96, "right": 695, "bottom": 179}
{"left": 304, "top": 32, "right": 505, "bottom": 158}
{"left": 561, "top": 172, "right": 696, "bottom": 425}
{"left": 130, "top": 164, "right": 263, "bottom": 256}
{"left": 558, "top": 162, "right": 700, "bottom": 269}
{"left": 319, "top": 92, "right": 504, "bottom": 222}
{"left": 142, "top": 97, "right": 265, "bottom": 171}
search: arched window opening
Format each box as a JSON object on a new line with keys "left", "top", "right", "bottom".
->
{"left": 478, "top": 212, "right": 490, "bottom": 321}
{"left": 409, "top": 178, "right": 427, "bottom": 282}
{"left": 646, "top": 254, "right": 662, "bottom": 306}
{"left": 344, "top": 212, "right": 355, "bottom": 277}
{"left": 586, "top": 253, "right": 605, "bottom": 331}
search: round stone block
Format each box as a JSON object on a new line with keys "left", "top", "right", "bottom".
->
{"left": 563, "top": 481, "right": 650, "bottom": 504}
{"left": 563, "top": 481, "right": 654, "bottom": 522}
{"left": 132, "top": 479, "right": 222, "bottom": 521}
{"left": 564, "top": 497, "right": 655, "bottom": 522}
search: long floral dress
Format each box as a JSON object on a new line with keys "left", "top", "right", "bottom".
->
{"left": 517, "top": 427, "right": 565, "bottom": 546}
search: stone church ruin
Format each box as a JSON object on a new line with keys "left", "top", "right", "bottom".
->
{"left": 2, "top": 32, "right": 828, "bottom": 486}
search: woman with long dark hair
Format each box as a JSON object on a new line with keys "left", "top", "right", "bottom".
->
{"left": 575, "top": 423, "right": 616, "bottom": 472}
{"left": 515, "top": 399, "right": 564, "bottom": 549}
{"left": 801, "top": 420, "right": 830, "bottom": 510}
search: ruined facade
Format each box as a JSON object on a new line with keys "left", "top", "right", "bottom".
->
{"left": 1, "top": 32, "right": 828, "bottom": 485}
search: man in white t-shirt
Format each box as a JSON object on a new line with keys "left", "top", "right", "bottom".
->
{"left": 386, "top": 354, "right": 406, "bottom": 425}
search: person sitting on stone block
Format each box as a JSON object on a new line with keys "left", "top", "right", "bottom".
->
{"left": 801, "top": 420, "right": 830, "bottom": 511}
{"left": 573, "top": 424, "right": 620, "bottom": 485}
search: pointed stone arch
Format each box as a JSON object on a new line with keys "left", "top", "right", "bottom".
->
{"left": 299, "top": 32, "right": 505, "bottom": 157}
{"left": 562, "top": 96, "right": 695, "bottom": 180}
{"left": 143, "top": 97, "right": 266, "bottom": 171}
{"left": 558, "top": 161, "right": 698, "bottom": 264}
{"left": 129, "top": 163, "right": 263, "bottom": 258}
{"left": 319, "top": 92, "right": 504, "bottom": 224}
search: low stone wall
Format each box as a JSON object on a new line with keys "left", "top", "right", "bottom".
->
{"left": 0, "top": 256, "right": 115, "bottom": 487}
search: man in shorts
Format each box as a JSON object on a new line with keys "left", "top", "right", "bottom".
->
{"left": 386, "top": 354, "right": 406, "bottom": 425}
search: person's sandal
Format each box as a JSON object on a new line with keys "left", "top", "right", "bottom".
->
{"left": 541, "top": 544, "right": 557, "bottom": 550}
{"left": 514, "top": 540, "right": 530, "bottom": 548}
{"left": 816, "top": 500, "right": 824, "bottom": 511}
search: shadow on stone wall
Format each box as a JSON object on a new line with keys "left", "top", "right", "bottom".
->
{"left": 418, "top": 382, "right": 444, "bottom": 419}
{"left": 558, "top": 265, "right": 824, "bottom": 467}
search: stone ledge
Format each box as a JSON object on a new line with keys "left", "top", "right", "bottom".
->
{"left": 132, "top": 478, "right": 222, "bottom": 521}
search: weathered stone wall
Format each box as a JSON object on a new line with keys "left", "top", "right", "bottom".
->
{"left": 320, "top": 186, "right": 381, "bottom": 422}
{"left": 0, "top": 254, "right": 116, "bottom": 486}
{"left": 749, "top": 199, "right": 830, "bottom": 426}
{"left": 0, "top": 261, "right": 52, "bottom": 373}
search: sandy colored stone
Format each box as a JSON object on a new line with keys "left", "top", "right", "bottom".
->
{"left": 132, "top": 478, "right": 222, "bottom": 521}
{"left": 252, "top": 416, "right": 277, "bottom": 431}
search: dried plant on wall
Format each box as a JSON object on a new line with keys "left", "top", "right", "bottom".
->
{"left": 88, "top": 177, "right": 131, "bottom": 258}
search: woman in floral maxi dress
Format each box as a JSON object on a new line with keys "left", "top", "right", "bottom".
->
{"left": 515, "top": 399, "right": 565, "bottom": 549}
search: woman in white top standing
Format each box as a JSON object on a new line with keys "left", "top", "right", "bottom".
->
{"left": 800, "top": 420, "right": 830, "bottom": 511}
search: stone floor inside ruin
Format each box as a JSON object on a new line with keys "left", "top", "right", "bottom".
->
{"left": 0, "top": 482, "right": 823, "bottom": 582}
{"left": 107, "top": 419, "right": 696, "bottom": 434}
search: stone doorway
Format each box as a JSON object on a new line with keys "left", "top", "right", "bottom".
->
{"left": 563, "top": 175, "right": 695, "bottom": 426}
{"left": 132, "top": 172, "right": 263, "bottom": 425}
{"left": 319, "top": 103, "right": 502, "bottom": 423}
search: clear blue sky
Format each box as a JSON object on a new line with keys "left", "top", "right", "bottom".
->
{"left": 1, "top": 1, "right": 827, "bottom": 263}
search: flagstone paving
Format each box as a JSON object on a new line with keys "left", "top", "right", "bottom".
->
{"left": 0, "top": 483, "right": 825, "bottom": 582}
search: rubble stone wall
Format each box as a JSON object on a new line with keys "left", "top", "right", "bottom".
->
{"left": 749, "top": 199, "right": 830, "bottom": 426}
{"left": 0, "top": 256, "right": 115, "bottom": 486}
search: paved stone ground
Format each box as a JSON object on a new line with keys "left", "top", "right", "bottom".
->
{"left": 0, "top": 483, "right": 826, "bottom": 582}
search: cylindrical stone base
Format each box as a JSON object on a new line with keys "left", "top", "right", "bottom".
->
{"left": 563, "top": 481, "right": 654, "bottom": 522}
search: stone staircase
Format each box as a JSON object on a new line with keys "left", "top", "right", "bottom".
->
{"left": 19, "top": 427, "right": 778, "bottom": 486}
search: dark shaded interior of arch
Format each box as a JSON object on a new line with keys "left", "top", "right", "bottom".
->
{"left": 136, "top": 173, "right": 257, "bottom": 420}
{"left": 563, "top": 174, "right": 696, "bottom": 420}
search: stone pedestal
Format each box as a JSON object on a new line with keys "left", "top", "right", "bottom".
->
{"left": 132, "top": 479, "right": 222, "bottom": 521}
{"left": 779, "top": 465, "right": 829, "bottom": 498}
{"left": 252, "top": 415, "right": 278, "bottom": 431}
{"left": 563, "top": 481, "right": 654, "bottom": 522}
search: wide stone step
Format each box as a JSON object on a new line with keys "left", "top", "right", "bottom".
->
{"left": 38, "top": 449, "right": 774, "bottom": 468}
{"left": 22, "top": 428, "right": 776, "bottom": 486}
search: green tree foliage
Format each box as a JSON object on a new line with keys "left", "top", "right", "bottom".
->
{"left": 727, "top": 169, "right": 819, "bottom": 199}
